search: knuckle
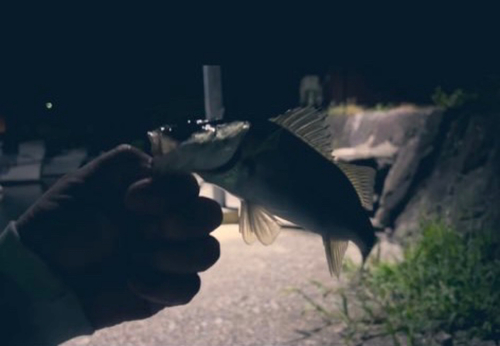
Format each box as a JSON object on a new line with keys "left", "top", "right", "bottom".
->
{"left": 191, "top": 237, "right": 220, "bottom": 272}
{"left": 202, "top": 236, "right": 221, "bottom": 268}
{"left": 180, "top": 174, "right": 200, "bottom": 197}
{"left": 179, "top": 173, "right": 200, "bottom": 192}
{"left": 193, "top": 197, "right": 223, "bottom": 229}
{"left": 111, "top": 144, "right": 151, "bottom": 163}
{"left": 125, "top": 178, "right": 159, "bottom": 213}
{"left": 112, "top": 144, "right": 142, "bottom": 162}
{"left": 90, "top": 144, "right": 151, "bottom": 174}
{"left": 116, "top": 143, "right": 134, "bottom": 153}
{"left": 179, "top": 275, "right": 201, "bottom": 304}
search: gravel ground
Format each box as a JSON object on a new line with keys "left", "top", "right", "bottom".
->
{"left": 62, "top": 225, "right": 364, "bottom": 346}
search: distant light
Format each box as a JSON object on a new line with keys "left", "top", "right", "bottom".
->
{"left": 45, "top": 102, "right": 53, "bottom": 110}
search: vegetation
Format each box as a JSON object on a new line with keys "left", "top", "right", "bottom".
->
{"left": 373, "top": 102, "right": 396, "bottom": 111}
{"left": 431, "top": 87, "right": 477, "bottom": 110}
{"left": 327, "top": 86, "right": 481, "bottom": 115}
{"left": 292, "top": 222, "right": 500, "bottom": 345}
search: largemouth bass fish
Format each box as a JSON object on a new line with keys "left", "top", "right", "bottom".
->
{"left": 148, "top": 108, "right": 377, "bottom": 277}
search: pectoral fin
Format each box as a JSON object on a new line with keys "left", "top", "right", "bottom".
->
{"left": 239, "top": 201, "right": 282, "bottom": 245}
{"left": 322, "top": 236, "right": 349, "bottom": 278}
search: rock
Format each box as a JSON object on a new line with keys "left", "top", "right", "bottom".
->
{"left": 454, "top": 336, "right": 497, "bottom": 346}
{"left": 332, "top": 136, "right": 398, "bottom": 162}
{"left": 394, "top": 111, "right": 500, "bottom": 240}
{"left": 327, "top": 105, "right": 440, "bottom": 152}
{"left": 328, "top": 106, "right": 444, "bottom": 227}
{"left": 328, "top": 105, "right": 500, "bottom": 240}
{"left": 361, "top": 333, "right": 409, "bottom": 346}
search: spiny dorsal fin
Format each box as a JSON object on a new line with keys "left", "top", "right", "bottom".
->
{"left": 322, "top": 236, "right": 349, "bottom": 278}
{"left": 335, "top": 161, "right": 376, "bottom": 211}
{"left": 270, "top": 107, "right": 332, "bottom": 157}
{"left": 271, "top": 107, "right": 376, "bottom": 211}
{"left": 239, "top": 201, "right": 282, "bottom": 245}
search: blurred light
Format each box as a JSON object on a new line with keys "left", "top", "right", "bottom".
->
{"left": 45, "top": 102, "right": 53, "bottom": 110}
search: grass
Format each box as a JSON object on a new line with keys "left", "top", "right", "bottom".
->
{"left": 431, "top": 87, "right": 477, "bottom": 110}
{"left": 292, "top": 221, "right": 500, "bottom": 345}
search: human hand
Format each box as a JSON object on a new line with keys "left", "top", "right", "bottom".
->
{"left": 16, "top": 145, "right": 222, "bottom": 330}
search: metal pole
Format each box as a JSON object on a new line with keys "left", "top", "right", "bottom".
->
{"left": 203, "top": 65, "right": 226, "bottom": 206}
{"left": 203, "top": 66, "right": 225, "bottom": 121}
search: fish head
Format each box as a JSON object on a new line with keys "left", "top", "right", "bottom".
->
{"left": 148, "top": 119, "right": 251, "bottom": 172}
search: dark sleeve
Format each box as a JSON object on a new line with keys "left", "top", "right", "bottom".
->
{"left": 0, "top": 222, "right": 94, "bottom": 346}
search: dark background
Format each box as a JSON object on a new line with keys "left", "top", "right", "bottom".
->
{"left": 1, "top": 7, "right": 499, "bottom": 154}
{"left": 2, "top": 63, "right": 497, "bottom": 149}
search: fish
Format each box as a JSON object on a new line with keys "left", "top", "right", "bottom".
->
{"left": 147, "top": 108, "right": 377, "bottom": 277}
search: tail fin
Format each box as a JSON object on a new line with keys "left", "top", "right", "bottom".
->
{"left": 360, "top": 232, "right": 379, "bottom": 270}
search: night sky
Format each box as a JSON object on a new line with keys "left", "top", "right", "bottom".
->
{"left": 1, "top": 9, "right": 498, "bottom": 151}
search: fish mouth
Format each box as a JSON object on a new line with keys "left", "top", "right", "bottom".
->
{"left": 148, "top": 120, "right": 251, "bottom": 172}
{"left": 148, "top": 119, "right": 213, "bottom": 156}
{"left": 148, "top": 128, "right": 178, "bottom": 156}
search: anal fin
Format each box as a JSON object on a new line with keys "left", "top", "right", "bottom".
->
{"left": 322, "top": 236, "right": 349, "bottom": 278}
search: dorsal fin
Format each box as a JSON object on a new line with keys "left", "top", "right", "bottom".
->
{"left": 270, "top": 107, "right": 332, "bottom": 157}
{"left": 270, "top": 107, "right": 376, "bottom": 211}
{"left": 335, "top": 161, "right": 376, "bottom": 211}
